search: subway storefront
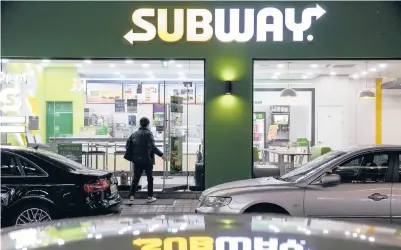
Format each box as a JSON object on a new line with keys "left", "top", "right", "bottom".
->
{"left": 1, "top": 1, "right": 401, "bottom": 191}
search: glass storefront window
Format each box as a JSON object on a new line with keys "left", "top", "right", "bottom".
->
{"left": 253, "top": 60, "right": 401, "bottom": 178}
{"left": 0, "top": 59, "right": 205, "bottom": 191}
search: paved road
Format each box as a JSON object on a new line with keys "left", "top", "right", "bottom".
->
{"left": 120, "top": 199, "right": 198, "bottom": 215}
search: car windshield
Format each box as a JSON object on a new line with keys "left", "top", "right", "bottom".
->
{"left": 34, "top": 150, "right": 87, "bottom": 171}
{"left": 279, "top": 151, "right": 345, "bottom": 182}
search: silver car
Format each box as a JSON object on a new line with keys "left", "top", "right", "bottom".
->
{"left": 197, "top": 145, "right": 401, "bottom": 224}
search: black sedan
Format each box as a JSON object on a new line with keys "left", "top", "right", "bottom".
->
{"left": 1, "top": 146, "right": 122, "bottom": 227}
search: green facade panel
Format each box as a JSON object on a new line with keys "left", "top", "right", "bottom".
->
{"left": 2, "top": 1, "right": 401, "bottom": 188}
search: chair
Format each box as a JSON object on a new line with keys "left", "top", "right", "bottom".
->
{"left": 113, "top": 143, "right": 126, "bottom": 172}
{"left": 310, "top": 146, "right": 332, "bottom": 160}
{"left": 84, "top": 143, "right": 107, "bottom": 170}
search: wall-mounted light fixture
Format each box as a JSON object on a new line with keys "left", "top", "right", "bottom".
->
{"left": 225, "top": 81, "right": 232, "bottom": 95}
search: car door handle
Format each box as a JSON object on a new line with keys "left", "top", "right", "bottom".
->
{"left": 368, "top": 193, "right": 388, "bottom": 201}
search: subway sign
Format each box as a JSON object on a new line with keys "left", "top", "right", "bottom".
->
{"left": 124, "top": 4, "right": 326, "bottom": 44}
{"left": 133, "top": 236, "right": 309, "bottom": 250}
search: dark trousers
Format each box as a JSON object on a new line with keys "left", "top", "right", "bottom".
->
{"left": 129, "top": 164, "right": 154, "bottom": 197}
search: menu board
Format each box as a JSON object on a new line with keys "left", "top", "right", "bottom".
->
{"left": 86, "top": 82, "right": 123, "bottom": 104}
{"left": 124, "top": 83, "right": 159, "bottom": 103}
{"left": 58, "top": 143, "right": 83, "bottom": 163}
{"left": 123, "top": 84, "right": 140, "bottom": 100}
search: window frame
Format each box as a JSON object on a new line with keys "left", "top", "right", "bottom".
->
{"left": 310, "top": 149, "right": 398, "bottom": 185}
{"left": 1, "top": 151, "right": 48, "bottom": 178}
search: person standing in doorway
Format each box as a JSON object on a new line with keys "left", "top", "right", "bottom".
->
{"left": 125, "top": 117, "right": 166, "bottom": 203}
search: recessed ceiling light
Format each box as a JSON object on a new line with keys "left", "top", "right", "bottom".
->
{"left": 379, "top": 63, "right": 387, "bottom": 68}
{"left": 1, "top": 59, "right": 9, "bottom": 63}
{"left": 361, "top": 71, "right": 368, "bottom": 75}
{"left": 310, "top": 64, "right": 318, "bottom": 68}
{"left": 76, "top": 63, "right": 82, "bottom": 67}
{"left": 84, "top": 59, "right": 91, "bottom": 64}
{"left": 125, "top": 59, "right": 133, "bottom": 64}
{"left": 302, "top": 75, "right": 308, "bottom": 79}
{"left": 369, "top": 68, "right": 377, "bottom": 72}
{"left": 330, "top": 72, "right": 336, "bottom": 75}
{"left": 109, "top": 64, "right": 116, "bottom": 68}
{"left": 42, "top": 59, "right": 51, "bottom": 63}
{"left": 352, "top": 74, "right": 360, "bottom": 79}
{"left": 142, "top": 64, "right": 149, "bottom": 68}
{"left": 176, "top": 64, "right": 183, "bottom": 68}
{"left": 277, "top": 64, "right": 285, "bottom": 68}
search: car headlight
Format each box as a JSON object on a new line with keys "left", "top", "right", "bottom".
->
{"left": 203, "top": 196, "right": 232, "bottom": 207}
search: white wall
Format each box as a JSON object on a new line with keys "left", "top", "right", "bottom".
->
{"left": 382, "top": 89, "right": 401, "bottom": 144}
{"left": 254, "top": 75, "right": 381, "bottom": 149}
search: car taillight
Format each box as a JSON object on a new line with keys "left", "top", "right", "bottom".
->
{"left": 84, "top": 179, "right": 110, "bottom": 193}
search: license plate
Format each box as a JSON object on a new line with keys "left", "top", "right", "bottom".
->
{"left": 110, "top": 184, "right": 117, "bottom": 194}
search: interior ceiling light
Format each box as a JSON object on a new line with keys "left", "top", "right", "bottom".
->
{"left": 125, "top": 59, "right": 133, "bottom": 64}
{"left": 379, "top": 63, "right": 387, "bottom": 68}
{"left": 176, "top": 64, "right": 183, "bottom": 68}
{"left": 42, "top": 59, "right": 51, "bottom": 63}
{"left": 310, "top": 64, "right": 318, "bottom": 68}
{"left": 277, "top": 64, "right": 284, "bottom": 68}
{"left": 1, "top": 59, "right": 9, "bottom": 63}
{"left": 142, "top": 64, "right": 149, "bottom": 68}
{"left": 76, "top": 63, "right": 82, "bottom": 67}
{"left": 358, "top": 62, "right": 376, "bottom": 100}
{"left": 84, "top": 59, "right": 91, "bottom": 64}
{"left": 302, "top": 75, "right": 307, "bottom": 79}
{"left": 330, "top": 72, "right": 336, "bottom": 75}
{"left": 369, "top": 68, "right": 377, "bottom": 72}
{"left": 280, "top": 62, "right": 297, "bottom": 98}
{"left": 109, "top": 64, "right": 116, "bottom": 68}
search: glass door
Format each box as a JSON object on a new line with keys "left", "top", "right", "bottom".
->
{"left": 161, "top": 81, "right": 191, "bottom": 191}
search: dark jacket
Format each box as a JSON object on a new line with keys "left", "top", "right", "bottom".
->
{"left": 124, "top": 127, "right": 163, "bottom": 165}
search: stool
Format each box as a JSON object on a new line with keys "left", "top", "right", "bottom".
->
{"left": 86, "top": 143, "right": 107, "bottom": 170}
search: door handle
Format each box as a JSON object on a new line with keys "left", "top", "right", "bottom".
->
{"left": 368, "top": 193, "right": 388, "bottom": 201}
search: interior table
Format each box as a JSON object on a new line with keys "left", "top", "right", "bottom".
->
{"left": 263, "top": 149, "right": 311, "bottom": 175}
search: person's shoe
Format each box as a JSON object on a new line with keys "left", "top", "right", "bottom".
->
{"left": 147, "top": 197, "right": 157, "bottom": 203}
{"left": 129, "top": 196, "right": 135, "bottom": 202}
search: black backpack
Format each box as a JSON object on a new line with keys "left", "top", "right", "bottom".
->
{"left": 123, "top": 135, "right": 134, "bottom": 162}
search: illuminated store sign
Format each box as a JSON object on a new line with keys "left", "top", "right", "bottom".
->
{"left": 124, "top": 4, "right": 326, "bottom": 44}
{"left": 133, "top": 236, "right": 307, "bottom": 250}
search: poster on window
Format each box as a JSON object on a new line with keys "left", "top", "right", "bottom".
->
{"left": 114, "top": 99, "right": 125, "bottom": 113}
{"left": 170, "top": 136, "right": 183, "bottom": 174}
{"left": 86, "top": 82, "right": 123, "bottom": 104}
{"left": 127, "top": 99, "right": 138, "bottom": 113}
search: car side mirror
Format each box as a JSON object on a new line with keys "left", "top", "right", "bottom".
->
{"left": 321, "top": 173, "right": 341, "bottom": 187}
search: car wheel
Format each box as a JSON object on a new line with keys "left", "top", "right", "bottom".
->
{"left": 13, "top": 205, "right": 53, "bottom": 226}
